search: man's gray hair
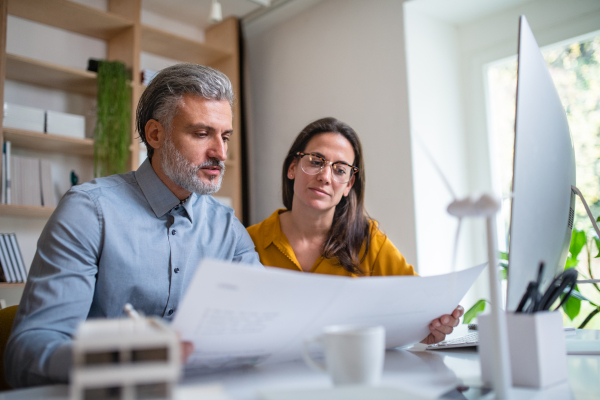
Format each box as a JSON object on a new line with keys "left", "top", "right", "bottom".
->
{"left": 136, "top": 63, "right": 234, "bottom": 159}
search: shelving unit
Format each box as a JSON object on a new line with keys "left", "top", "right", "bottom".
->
{"left": 3, "top": 128, "right": 94, "bottom": 156}
{"left": 0, "top": 203, "right": 54, "bottom": 218}
{"left": 6, "top": 54, "right": 98, "bottom": 96}
{"left": 0, "top": 282, "right": 25, "bottom": 288}
{"left": 0, "top": 0, "right": 245, "bottom": 220}
{"left": 140, "top": 25, "right": 230, "bottom": 66}
{"left": 7, "top": 0, "right": 133, "bottom": 40}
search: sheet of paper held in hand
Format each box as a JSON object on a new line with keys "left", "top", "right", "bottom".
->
{"left": 172, "top": 260, "right": 485, "bottom": 374}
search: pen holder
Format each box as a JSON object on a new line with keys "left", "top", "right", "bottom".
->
{"left": 479, "top": 311, "right": 568, "bottom": 388}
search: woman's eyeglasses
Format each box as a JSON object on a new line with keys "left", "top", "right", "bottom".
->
{"left": 296, "top": 152, "right": 358, "bottom": 184}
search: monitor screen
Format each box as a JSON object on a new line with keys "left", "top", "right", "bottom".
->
{"left": 506, "top": 15, "right": 576, "bottom": 311}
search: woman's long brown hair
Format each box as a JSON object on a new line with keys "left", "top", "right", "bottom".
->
{"left": 282, "top": 117, "right": 372, "bottom": 274}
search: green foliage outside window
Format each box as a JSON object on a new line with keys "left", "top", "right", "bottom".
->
{"left": 562, "top": 225, "right": 600, "bottom": 328}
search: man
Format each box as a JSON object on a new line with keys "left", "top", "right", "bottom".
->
{"left": 5, "top": 64, "right": 261, "bottom": 387}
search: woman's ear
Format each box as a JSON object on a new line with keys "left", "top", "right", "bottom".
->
{"left": 343, "top": 175, "right": 356, "bottom": 197}
{"left": 287, "top": 159, "right": 298, "bottom": 180}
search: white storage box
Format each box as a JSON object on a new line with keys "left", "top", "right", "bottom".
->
{"left": 46, "top": 110, "right": 86, "bottom": 139}
{"left": 3, "top": 103, "right": 45, "bottom": 132}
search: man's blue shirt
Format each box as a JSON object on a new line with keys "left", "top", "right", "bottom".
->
{"left": 5, "top": 159, "right": 261, "bottom": 387}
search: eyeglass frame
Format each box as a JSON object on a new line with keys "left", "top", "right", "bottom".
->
{"left": 295, "top": 152, "right": 359, "bottom": 183}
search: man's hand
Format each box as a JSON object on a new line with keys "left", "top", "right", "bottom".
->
{"left": 181, "top": 341, "right": 194, "bottom": 363}
{"left": 420, "top": 305, "right": 464, "bottom": 345}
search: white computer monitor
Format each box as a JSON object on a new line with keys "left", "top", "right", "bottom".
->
{"left": 506, "top": 15, "right": 577, "bottom": 311}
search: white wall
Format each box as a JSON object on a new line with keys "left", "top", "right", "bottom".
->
{"left": 404, "top": 8, "right": 472, "bottom": 278}
{"left": 244, "top": 0, "right": 419, "bottom": 269}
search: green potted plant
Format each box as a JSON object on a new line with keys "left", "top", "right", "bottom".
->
{"left": 94, "top": 60, "right": 130, "bottom": 177}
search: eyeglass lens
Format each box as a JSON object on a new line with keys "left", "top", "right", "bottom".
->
{"left": 300, "top": 154, "right": 353, "bottom": 183}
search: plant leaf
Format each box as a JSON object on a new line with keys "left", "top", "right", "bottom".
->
{"left": 569, "top": 229, "right": 587, "bottom": 260}
{"left": 565, "top": 257, "right": 579, "bottom": 269}
{"left": 463, "top": 299, "right": 487, "bottom": 324}
{"left": 594, "top": 236, "right": 600, "bottom": 259}
{"left": 498, "top": 253, "right": 508, "bottom": 279}
{"left": 562, "top": 296, "right": 581, "bottom": 321}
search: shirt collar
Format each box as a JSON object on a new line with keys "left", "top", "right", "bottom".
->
{"left": 262, "top": 209, "right": 288, "bottom": 250}
{"left": 180, "top": 194, "right": 198, "bottom": 223}
{"left": 136, "top": 158, "right": 188, "bottom": 218}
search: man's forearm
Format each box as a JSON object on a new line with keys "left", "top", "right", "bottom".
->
{"left": 5, "top": 330, "right": 72, "bottom": 387}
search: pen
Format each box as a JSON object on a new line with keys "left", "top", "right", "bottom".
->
{"left": 124, "top": 303, "right": 141, "bottom": 320}
{"left": 532, "top": 262, "right": 545, "bottom": 313}
{"left": 124, "top": 303, "right": 166, "bottom": 331}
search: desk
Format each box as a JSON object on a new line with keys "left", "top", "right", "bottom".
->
{"left": 2, "top": 328, "right": 599, "bottom": 400}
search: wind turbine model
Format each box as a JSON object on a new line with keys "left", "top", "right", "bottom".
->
{"left": 417, "top": 137, "right": 512, "bottom": 398}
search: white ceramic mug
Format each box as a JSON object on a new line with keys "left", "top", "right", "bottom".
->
{"left": 302, "top": 325, "right": 385, "bottom": 386}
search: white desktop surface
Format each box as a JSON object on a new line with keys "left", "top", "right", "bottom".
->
{"left": 1, "top": 327, "right": 598, "bottom": 400}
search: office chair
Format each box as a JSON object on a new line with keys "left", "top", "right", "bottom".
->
{"left": 0, "top": 305, "right": 18, "bottom": 391}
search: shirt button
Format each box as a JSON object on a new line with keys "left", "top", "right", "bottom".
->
{"left": 168, "top": 309, "right": 174, "bottom": 316}
{"left": 172, "top": 230, "right": 177, "bottom": 235}
{"left": 174, "top": 268, "right": 179, "bottom": 274}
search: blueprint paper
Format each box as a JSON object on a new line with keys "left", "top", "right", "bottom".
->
{"left": 172, "top": 260, "right": 485, "bottom": 372}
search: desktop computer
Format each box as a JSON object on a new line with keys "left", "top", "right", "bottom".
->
{"left": 428, "top": 15, "right": 600, "bottom": 353}
{"left": 506, "top": 15, "right": 576, "bottom": 311}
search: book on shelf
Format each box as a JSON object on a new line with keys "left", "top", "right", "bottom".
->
{"left": 1, "top": 143, "right": 5, "bottom": 204}
{"left": 2, "top": 141, "right": 11, "bottom": 205}
{"left": 0, "top": 233, "right": 26, "bottom": 283}
{"left": 7, "top": 234, "right": 27, "bottom": 282}
{"left": 40, "top": 159, "right": 56, "bottom": 207}
{"left": 4, "top": 153, "right": 56, "bottom": 208}
{"left": 0, "top": 235, "right": 15, "bottom": 282}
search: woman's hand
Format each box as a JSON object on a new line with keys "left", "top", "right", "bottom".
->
{"left": 420, "top": 305, "right": 464, "bottom": 345}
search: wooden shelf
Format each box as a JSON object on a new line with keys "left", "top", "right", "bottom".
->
{"left": 0, "top": 204, "right": 55, "bottom": 218}
{"left": 6, "top": 54, "right": 97, "bottom": 96}
{"left": 0, "top": 282, "right": 26, "bottom": 288}
{"left": 8, "top": 0, "right": 133, "bottom": 41}
{"left": 0, "top": 5, "right": 244, "bottom": 221}
{"left": 141, "top": 25, "right": 230, "bottom": 65}
{"left": 3, "top": 128, "right": 94, "bottom": 157}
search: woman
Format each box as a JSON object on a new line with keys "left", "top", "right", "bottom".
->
{"left": 247, "top": 117, "right": 463, "bottom": 344}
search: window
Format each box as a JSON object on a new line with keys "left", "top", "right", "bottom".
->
{"left": 487, "top": 32, "right": 600, "bottom": 328}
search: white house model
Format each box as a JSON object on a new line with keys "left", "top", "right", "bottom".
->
{"left": 70, "top": 317, "right": 180, "bottom": 400}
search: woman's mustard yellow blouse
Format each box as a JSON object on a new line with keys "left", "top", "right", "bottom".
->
{"left": 247, "top": 209, "right": 417, "bottom": 277}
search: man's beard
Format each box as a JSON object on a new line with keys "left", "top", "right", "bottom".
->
{"left": 161, "top": 133, "right": 225, "bottom": 195}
